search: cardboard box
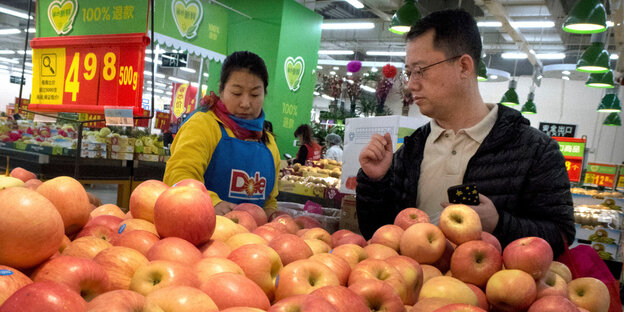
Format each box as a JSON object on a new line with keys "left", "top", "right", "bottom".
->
{"left": 80, "top": 149, "right": 107, "bottom": 159}
{"left": 339, "top": 195, "right": 360, "bottom": 234}
{"left": 110, "top": 152, "right": 134, "bottom": 160}
{"left": 82, "top": 141, "right": 106, "bottom": 151}
{"left": 279, "top": 181, "right": 325, "bottom": 198}
{"left": 137, "top": 154, "right": 159, "bottom": 162}
{"left": 340, "top": 115, "right": 429, "bottom": 194}
{"left": 575, "top": 224, "right": 621, "bottom": 245}
{"left": 111, "top": 144, "right": 134, "bottom": 153}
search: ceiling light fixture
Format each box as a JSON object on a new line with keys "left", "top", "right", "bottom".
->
{"left": 501, "top": 52, "right": 527, "bottom": 59}
{"left": 477, "top": 20, "right": 555, "bottom": 28}
{"left": 586, "top": 70, "right": 614, "bottom": 88}
{"left": 389, "top": 0, "right": 420, "bottom": 34}
{"left": 321, "top": 22, "right": 373, "bottom": 30}
{"left": 603, "top": 113, "right": 621, "bottom": 126}
{"left": 500, "top": 80, "right": 519, "bottom": 106}
{"left": 597, "top": 92, "right": 622, "bottom": 112}
{"left": 179, "top": 67, "right": 196, "bottom": 73}
{"left": 366, "top": 51, "right": 406, "bottom": 56}
{"left": 344, "top": 0, "right": 364, "bottom": 9}
{"left": 0, "top": 28, "right": 21, "bottom": 35}
{"left": 477, "top": 60, "right": 488, "bottom": 82}
{"left": 0, "top": 50, "right": 14, "bottom": 55}
{"left": 318, "top": 50, "right": 354, "bottom": 55}
{"left": 521, "top": 91, "right": 537, "bottom": 115}
{"left": 576, "top": 40, "right": 609, "bottom": 73}
{"left": 168, "top": 76, "right": 189, "bottom": 84}
{"left": 563, "top": 0, "right": 607, "bottom": 34}
{"left": 0, "top": 6, "right": 32, "bottom": 20}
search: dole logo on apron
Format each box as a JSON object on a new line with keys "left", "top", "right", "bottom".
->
{"left": 229, "top": 169, "right": 267, "bottom": 200}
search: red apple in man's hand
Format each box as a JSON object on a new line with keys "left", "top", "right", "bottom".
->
{"left": 227, "top": 243, "right": 282, "bottom": 301}
{"left": 310, "top": 285, "right": 370, "bottom": 312}
{"left": 31, "top": 256, "right": 110, "bottom": 301}
{"left": 112, "top": 230, "right": 160, "bottom": 256}
{"left": 225, "top": 210, "right": 258, "bottom": 232}
{"left": 330, "top": 243, "right": 368, "bottom": 268}
{"left": 144, "top": 285, "right": 218, "bottom": 311}
{"left": 146, "top": 237, "right": 202, "bottom": 265}
{"left": 0, "top": 281, "right": 86, "bottom": 312}
{"left": 370, "top": 225, "right": 404, "bottom": 251}
{"left": 503, "top": 236, "right": 553, "bottom": 280}
{"left": 268, "top": 294, "right": 338, "bottom": 312}
{"left": 309, "top": 253, "right": 351, "bottom": 286}
{"left": 233, "top": 203, "right": 268, "bottom": 226}
{"left": 450, "top": 240, "right": 502, "bottom": 288}
{"left": 93, "top": 246, "right": 149, "bottom": 290}
{"left": 348, "top": 258, "right": 407, "bottom": 303}
{"left": 275, "top": 259, "right": 340, "bottom": 301}
{"left": 198, "top": 272, "right": 271, "bottom": 311}
{"left": 129, "top": 260, "right": 199, "bottom": 296}
{"left": 129, "top": 180, "right": 169, "bottom": 223}
{"left": 198, "top": 239, "right": 232, "bottom": 258}
{"left": 567, "top": 277, "right": 610, "bottom": 312}
{"left": 438, "top": 204, "right": 482, "bottom": 245}
{"left": 385, "top": 255, "right": 423, "bottom": 306}
{"left": 486, "top": 269, "right": 537, "bottom": 311}
{"left": 527, "top": 295, "right": 579, "bottom": 312}
{"left": 86, "top": 289, "right": 145, "bottom": 312}
{"left": 0, "top": 265, "right": 32, "bottom": 305}
{"left": 400, "top": 223, "right": 446, "bottom": 264}
{"left": 394, "top": 207, "right": 430, "bottom": 230}
{"left": 269, "top": 233, "right": 313, "bottom": 265}
{"left": 536, "top": 270, "right": 568, "bottom": 299}
{"left": 348, "top": 279, "right": 406, "bottom": 312}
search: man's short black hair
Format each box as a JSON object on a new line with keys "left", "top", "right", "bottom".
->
{"left": 405, "top": 9, "right": 482, "bottom": 73}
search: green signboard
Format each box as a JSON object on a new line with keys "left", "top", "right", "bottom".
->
{"left": 587, "top": 163, "right": 617, "bottom": 175}
{"left": 36, "top": 0, "right": 148, "bottom": 37}
{"left": 557, "top": 140, "right": 585, "bottom": 158}
{"left": 153, "top": 0, "right": 227, "bottom": 56}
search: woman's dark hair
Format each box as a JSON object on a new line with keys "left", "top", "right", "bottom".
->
{"left": 405, "top": 9, "right": 481, "bottom": 73}
{"left": 294, "top": 124, "right": 314, "bottom": 145}
{"left": 219, "top": 51, "right": 269, "bottom": 94}
{"left": 263, "top": 120, "right": 273, "bottom": 133}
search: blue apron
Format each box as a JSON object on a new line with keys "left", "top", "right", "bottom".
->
{"left": 203, "top": 124, "right": 275, "bottom": 207}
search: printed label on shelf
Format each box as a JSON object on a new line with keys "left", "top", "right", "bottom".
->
{"left": 104, "top": 106, "right": 134, "bottom": 126}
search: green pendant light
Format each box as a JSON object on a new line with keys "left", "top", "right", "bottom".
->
{"left": 500, "top": 80, "right": 519, "bottom": 106}
{"left": 597, "top": 93, "right": 622, "bottom": 112}
{"left": 586, "top": 70, "right": 614, "bottom": 88}
{"left": 477, "top": 60, "right": 488, "bottom": 82}
{"left": 576, "top": 40, "right": 610, "bottom": 73}
{"left": 603, "top": 113, "right": 622, "bottom": 126}
{"left": 563, "top": 0, "right": 607, "bottom": 34}
{"left": 389, "top": 0, "right": 420, "bottom": 34}
{"left": 521, "top": 92, "right": 537, "bottom": 114}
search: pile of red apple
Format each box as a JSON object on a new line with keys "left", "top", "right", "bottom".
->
{"left": 0, "top": 172, "right": 612, "bottom": 312}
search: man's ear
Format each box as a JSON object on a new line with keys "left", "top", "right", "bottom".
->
{"left": 458, "top": 54, "right": 475, "bottom": 78}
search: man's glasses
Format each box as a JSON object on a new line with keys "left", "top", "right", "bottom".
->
{"left": 403, "top": 55, "right": 461, "bottom": 82}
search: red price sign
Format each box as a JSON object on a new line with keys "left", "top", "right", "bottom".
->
{"left": 565, "top": 159, "right": 582, "bottom": 183}
{"left": 79, "top": 113, "right": 106, "bottom": 129}
{"left": 584, "top": 172, "right": 615, "bottom": 188}
{"left": 30, "top": 34, "right": 149, "bottom": 115}
{"left": 155, "top": 112, "right": 171, "bottom": 131}
{"left": 134, "top": 110, "right": 150, "bottom": 128}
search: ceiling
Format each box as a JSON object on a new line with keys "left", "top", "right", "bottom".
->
{"left": 0, "top": 0, "right": 621, "bottom": 96}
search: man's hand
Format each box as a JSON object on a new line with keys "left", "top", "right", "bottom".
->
{"left": 214, "top": 201, "right": 237, "bottom": 216}
{"left": 358, "top": 133, "right": 394, "bottom": 181}
{"left": 441, "top": 194, "right": 499, "bottom": 233}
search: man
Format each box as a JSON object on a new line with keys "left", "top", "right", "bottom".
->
{"left": 356, "top": 9, "right": 574, "bottom": 258}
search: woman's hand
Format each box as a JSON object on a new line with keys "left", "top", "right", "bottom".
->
{"left": 214, "top": 201, "right": 237, "bottom": 216}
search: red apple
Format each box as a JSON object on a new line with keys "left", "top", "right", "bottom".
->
{"left": 503, "top": 236, "right": 553, "bottom": 280}
{"left": 112, "top": 230, "right": 160, "bottom": 256}
{"left": 438, "top": 204, "right": 482, "bottom": 245}
{"left": 348, "top": 279, "right": 406, "bottom": 312}
{"left": 23, "top": 178, "right": 42, "bottom": 191}
{"left": 309, "top": 253, "right": 351, "bottom": 286}
{"left": 144, "top": 285, "right": 218, "bottom": 311}
{"left": 172, "top": 178, "right": 209, "bottom": 194}
{"left": 225, "top": 210, "right": 258, "bottom": 231}
{"left": 450, "top": 240, "right": 502, "bottom": 288}
{"left": 0, "top": 281, "right": 86, "bottom": 312}
{"left": 567, "top": 277, "right": 610, "bottom": 312}
{"left": 37, "top": 176, "right": 91, "bottom": 235}
{"left": 370, "top": 225, "right": 404, "bottom": 251}
{"left": 385, "top": 255, "right": 424, "bottom": 306}
{"left": 61, "top": 236, "right": 112, "bottom": 259}
{"left": 310, "top": 285, "right": 369, "bottom": 312}
{"left": 86, "top": 289, "right": 145, "bottom": 312}
{"left": 466, "top": 283, "right": 489, "bottom": 310}
{"left": 199, "top": 239, "right": 232, "bottom": 258}
{"left": 485, "top": 269, "right": 537, "bottom": 311}
{"left": 198, "top": 272, "right": 270, "bottom": 310}
{"left": 275, "top": 259, "right": 340, "bottom": 301}
{"left": 85, "top": 215, "right": 124, "bottom": 232}
{"left": 335, "top": 233, "right": 367, "bottom": 247}
{"left": 9, "top": 167, "right": 36, "bottom": 182}
{"left": 226, "top": 232, "right": 268, "bottom": 251}
{"left": 195, "top": 257, "right": 245, "bottom": 289}
{"left": 399, "top": 223, "right": 446, "bottom": 264}
{"left": 348, "top": 259, "right": 407, "bottom": 303}
{"left": 129, "top": 260, "right": 199, "bottom": 296}
{"left": 549, "top": 261, "right": 572, "bottom": 283}
{"left": 265, "top": 221, "right": 290, "bottom": 234}
{"left": 118, "top": 219, "right": 159, "bottom": 237}
{"left": 394, "top": 207, "right": 430, "bottom": 230}
{"left": 433, "top": 303, "right": 487, "bottom": 311}
{"left": 536, "top": 270, "right": 568, "bottom": 299}
{"left": 59, "top": 235, "right": 71, "bottom": 253}
{"left": 269, "top": 233, "right": 313, "bottom": 265}
{"left": 31, "top": 256, "right": 110, "bottom": 301}
{"left": 480, "top": 231, "right": 502, "bottom": 254}
{"left": 271, "top": 214, "right": 300, "bottom": 234}
{"left": 410, "top": 297, "right": 455, "bottom": 312}
{"left": 227, "top": 243, "right": 282, "bottom": 301}
{"left": 528, "top": 295, "right": 579, "bottom": 312}
{"left": 129, "top": 180, "right": 169, "bottom": 223}
{"left": 0, "top": 188, "right": 64, "bottom": 269}
{"left": 432, "top": 239, "right": 455, "bottom": 274}
{"left": 221, "top": 308, "right": 266, "bottom": 312}
{"left": 253, "top": 224, "right": 284, "bottom": 243}
{"left": 93, "top": 246, "right": 149, "bottom": 290}
{"left": 212, "top": 215, "right": 247, "bottom": 242}
{"left": 146, "top": 237, "right": 202, "bottom": 265}
{"left": 330, "top": 243, "right": 368, "bottom": 268}
{"left": 364, "top": 243, "right": 399, "bottom": 260}
{"left": 305, "top": 238, "right": 332, "bottom": 254}
{"left": 301, "top": 227, "right": 332, "bottom": 246}
{"left": 268, "top": 294, "right": 338, "bottom": 312}
{"left": 90, "top": 204, "right": 126, "bottom": 219}
{"left": 153, "top": 186, "right": 216, "bottom": 246}
{"left": 421, "top": 264, "right": 443, "bottom": 283}
{"left": 75, "top": 225, "right": 118, "bottom": 243}
{"left": 419, "top": 276, "right": 477, "bottom": 305}
{"left": 233, "top": 203, "right": 268, "bottom": 226}
{"left": 0, "top": 265, "right": 32, "bottom": 305}
{"left": 268, "top": 210, "right": 290, "bottom": 222}
{"left": 294, "top": 215, "right": 322, "bottom": 229}
{"left": 331, "top": 229, "right": 354, "bottom": 247}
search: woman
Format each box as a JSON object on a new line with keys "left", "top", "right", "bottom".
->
{"left": 293, "top": 124, "right": 322, "bottom": 165}
{"left": 324, "top": 133, "right": 343, "bottom": 162}
{"left": 164, "top": 51, "right": 280, "bottom": 216}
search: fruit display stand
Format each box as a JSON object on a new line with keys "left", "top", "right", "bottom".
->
{"left": 277, "top": 159, "right": 344, "bottom": 209}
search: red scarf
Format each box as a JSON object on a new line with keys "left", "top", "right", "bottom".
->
{"left": 200, "top": 92, "right": 262, "bottom": 140}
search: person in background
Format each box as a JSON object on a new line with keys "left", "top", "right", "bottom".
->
{"left": 356, "top": 9, "right": 574, "bottom": 258}
{"left": 293, "top": 124, "right": 322, "bottom": 165}
{"left": 162, "top": 126, "right": 174, "bottom": 148}
{"left": 163, "top": 51, "right": 280, "bottom": 217}
{"left": 324, "top": 133, "right": 343, "bottom": 162}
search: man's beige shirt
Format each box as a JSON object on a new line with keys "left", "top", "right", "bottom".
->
{"left": 416, "top": 104, "right": 498, "bottom": 224}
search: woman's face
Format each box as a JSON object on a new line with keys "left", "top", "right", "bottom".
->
{"left": 221, "top": 69, "right": 265, "bottom": 120}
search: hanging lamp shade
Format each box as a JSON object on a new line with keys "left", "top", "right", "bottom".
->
{"left": 576, "top": 42, "right": 610, "bottom": 73}
{"left": 597, "top": 93, "right": 622, "bottom": 112}
{"left": 521, "top": 92, "right": 537, "bottom": 114}
{"left": 603, "top": 113, "right": 622, "bottom": 126}
{"left": 500, "top": 80, "right": 519, "bottom": 106}
{"left": 477, "top": 60, "right": 488, "bottom": 82}
{"left": 389, "top": 0, "right": 420, "bottom": 34}
{"left": 563, "top": 0, "right": 607, "bottom": 34}
{"left": 586, "top": 70, "right": 614, "bottom": 88}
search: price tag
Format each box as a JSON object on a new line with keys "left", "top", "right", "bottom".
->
{"left": 33, "top": 113, "right": 59, "bottom": 123}
{"left": 104, "top": 106, "right": 133, "bottom": 126}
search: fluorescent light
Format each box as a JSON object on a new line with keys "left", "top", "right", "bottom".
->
{"left": 318, "top": 50, "right": 354, "bottom": 55}
{"left": 25, "top": 62, "right": 32, "bottom": 67}
{"left": 536, "top": 53, "right": 566, "bottom": 60}
{"left": 0, "top": 28, "right": 21, "bottom": 35}
{"left": 501, "top": 52, "right": 527, "bottom": 59}
{"left": 562, "top": 76, "right": 570, "bottom": 80}
{"left": 607, "top": 21, "right": 614, "bottom": 27}
{"left": 0, "top": 6, "right": 32, "bottom": 20}
{"left": 190, "top": 82, "right": 198, "bottom": 87}
{"left": 168, "top": 76, "right": 189, "bottom": 84}
{"left": 371, "top": 67, "right": 378, "bottom": 72}
{"left": 329, "top": 71, "right": 336, "bottom": 75}
{"left": 477, "top": 21, "right": 502, "bottom": 27}
{"left": 0, "top": 64, "right": 7, "bottom": 69}
{"left": 0, "top": 57, "right": 18, "bottom": 64}
{"left": 0, "top": 50, "right": 14, "bottom": 55}
{"left": 318, "top": 59, "right": 404, "bottom": 68}
{"left": 144, "top": 56, "right": 162, "bottom": 64}
{"left": 333, "top": 66, "right": 339, "bottom": 70}
{"left": 361, "top": 85, "right": 375, "bottom": 92}
{"left": 154, "top": 89, "right": 164, "bottom": 94}
{"left": 25, "top": 28, "right": 35, "bottom": 33}
{"left": 366, "top": 51, "right": 406, "bottom": 56}
{"left": 478, "top": 20, "right": 554, "bottom": 28}
{"left": 146, "top": 71, "right": 166, "bottom": 78}
{"left": 179, "top": 67, "right": 196, "bottom": 73}
{"left": 321, "top": 22, "right": 373, "bottom": 30}
{"left": 313, "top": 91, "right": 320, "bottom": 96}
{"left": 529, "top": 49, "right": 536, "bottom": 54}
{"left": 321, "top": 94, "right": 335, "bottom": 101}
{"left": 317, "top": 65, "right": 322, "bottom": 69}
{"left": 347, "top": 72, "right": 353, "bottom": 76}
{"left": 344, "top": 0, "right": 364, "bottom": 9}
{"left": 610, "top": 54, "right": 619, "bottom": 60}
{"left": 489, "top": 75, "right": 498, "bottom": 79}
{"left": 17, "top": 50, "right": 31, "bottom": 55}
{"left": 165, "top": 91, "right": 172, "bottom": 95}
{"left": 203, "top": 72, "right": 209, "bottom": 77}
{"left": 562, "top": 70, "right": 571, "bottom": 75}
{"left": 363, "top": 73, "right": 369, "bottom": 76}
